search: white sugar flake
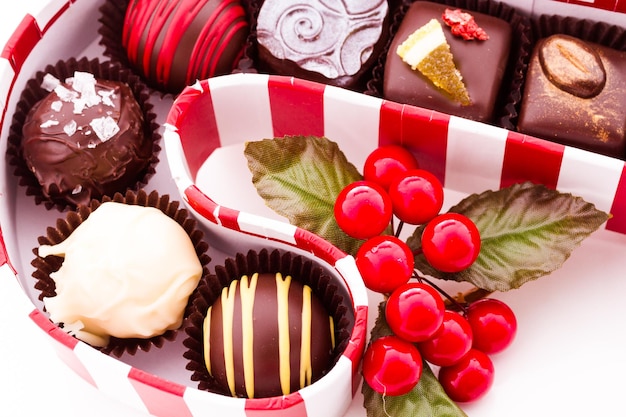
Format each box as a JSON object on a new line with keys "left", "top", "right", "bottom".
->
{"left": 40, "top": 120, "right": 59, "bottom": 128}
{"left": 51, "top": 100, "right": 63, "bottom": 112}
{"left": 54, "top": 85, "right": 78, "bottom": 102}
{"left": 99, "top": 89, "right": 116, "bottom": 107}
{"left": 41, "top": 73, "right": 60, "bottom": 92}
{"left": 42, "top": 71, "right": 121, "bottom": 141}
{"left": 90, "top": 116, "right": 120, "bottom": 142}
{"left": 64, "top": 120, "right": 77, "bottom": 136}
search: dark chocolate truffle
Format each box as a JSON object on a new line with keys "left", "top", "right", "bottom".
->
{"left": 517, "top": 34, "right": 626, "bottom": 159}
{"left": 203, "top": 272, "right": 335, "bottom": 398}
{"left": 21, "top": 72, "right": 152, "bottom": 208}
{"left": 383, "top": 1, "right": 512, "bottom": 123}
{"left": 255, "top": 0, "right": 389, "bottom": 90}
{"left": 122, "top": 0, "right": 249, "bottom": 94}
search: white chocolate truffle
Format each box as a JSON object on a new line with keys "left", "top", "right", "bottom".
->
{"left": 39, "top": 202, "right": 203, "bottom": 347}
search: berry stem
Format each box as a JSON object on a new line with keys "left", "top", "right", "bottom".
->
{"left": 453, "top": 287, "right": 494, "bottom": 306}
{"left": 413, "top": 272, "right": 468, "bottom": 314}
{"left": 394, "top": 219, "right": 405, "bottom": 238}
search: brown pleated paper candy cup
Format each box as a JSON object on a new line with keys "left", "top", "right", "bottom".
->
{"left": 530, "top": 14, "right": 626, "bottom": 51}
{"left": 183, "top": 248, "right": 354, "bottom": 397}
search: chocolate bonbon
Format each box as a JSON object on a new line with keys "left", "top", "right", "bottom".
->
{"left": 255, "top": 0, "right": 389, "bottom": 89}
{"left": 122, "top": 0, "right": 249, "bottom": 93}
{"left": 37, "top": 201, "right": 203, "bottom": 347}
{"left": 204, "top": 272, "right": 334, "bottom": 398}
{"left": 517, "top": 34, "right": 626, "bottom": 159}
{"left": 383, "top": 1, "right": 512, "bottom": 123}
{"left": 21, "top": 72, "right": 152, "bottom": 208}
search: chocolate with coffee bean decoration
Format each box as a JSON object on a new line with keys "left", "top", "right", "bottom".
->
{"left": 518, "top": 34, "right": 626, "bottom": 159}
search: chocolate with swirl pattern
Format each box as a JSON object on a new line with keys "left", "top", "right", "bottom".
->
{"left": 255, "top": 0, "right": 389, "bottom": 90}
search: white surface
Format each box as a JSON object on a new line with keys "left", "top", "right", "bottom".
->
{"left": 2, "top": 2, "right": 626, "bottom": 417}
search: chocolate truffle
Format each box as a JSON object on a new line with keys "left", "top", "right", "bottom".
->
{"left": 255, "top": 0, "right": 389, "bottom": 90}
{"left": 203, "top": 272, "right": 335, "bottom": 398}
{"left": 383, "top": 1, "right": 512, "bottom": 123}
{"left": 21, "top": 72, "right": 152, "bottom": 208}
{"left": 517, "top": 34, "right": 626, "bottom": 159}
{"left": 37, "top": 201, "right": 203, "bottom": 348}
{"left": 122, "top": 0, "right": 249, "bottom": 94}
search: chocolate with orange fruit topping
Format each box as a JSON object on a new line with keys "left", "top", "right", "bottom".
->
{"left": 383, "top": 1, "right": 512, "bottom": 123}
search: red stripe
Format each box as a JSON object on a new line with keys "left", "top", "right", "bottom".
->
{"left": 184, "top": 186, "right": 219, "bottom": 224}
{"left": 343, "top": 305, "right": 368, "bottom": 395}
{"left": 1, "top": 14, "right": 41, "bottom": 72}
{"left": 172, "top": 81, "right": 221, "bottom": 178}
{"left": 155, "top": 0, "right": 209, "bottom": 85}
{"left": 501, "top": 131, "right": 564, "bottom": 190}
{"left": 128, "top": 368, "right": 193, "bottom": 417}
{"left": 39, "top": 1, "right": 71, "bottom": 33}
{"left": 607, "top": 164, "right": 626, "bottom": 234}
{"left": 293, "top": 228, "right": 346, "bottom": 267}
{"left": 245, "top": 391, "right": 307, "bottom": 417}
{"left": 189, "top": 0, "right": 247, "bottom": 79}
{"left": 380, "top": 102, "right": 450, "bottom": 185}
{"left": 29, "top": 309, "right": 97, "bottom": 387}
{"left": 29, "top": 309, "right": 78, "bottom": 349}
{"left": 141, "top": 0, "right": 177, "bottom": 81}
{"left": 124, "top": 0, "right": 167, "bottom": 72}
{"left": 268, "top": 76, "right": 325, "bottom": 138}
{"left": 218, "top": 206, "right": 242, "bottom": 231}
{"left": 0, "top": 229, "right": 11, "bottom": 270}
{"left": 557, "top": 0, "right": 620, "bottom": 11}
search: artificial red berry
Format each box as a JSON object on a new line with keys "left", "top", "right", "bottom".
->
{"left": 385, "top": 282, "right": 445, "bottom": 342}
{"left": 363, "top": 145, "right": 419, "bottom": 191}
{"left": 388, "top": 169, "right": 444, "bottom": 225}
{"left": 421, "top": 213, "right": 481, "bottom": 273}
{"left": 418, "top": 310, "right": 473, "bottom": 367}
{"left": 334, "top": 181, "right": 392, "bottom": 240}
{"left": 438, "top": 349, "right": 494, "bottom": 402}
{"left": 362, "top": 335, "right": 423, "bottom": 396}
{"left": 467, "top": 298, "right": 517, "bottom": 354}
{"left": 356, "top": 235, "right": 415, "bottom": 294}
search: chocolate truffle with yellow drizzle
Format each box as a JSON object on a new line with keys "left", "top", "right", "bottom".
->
{"left": 203, "top": 272, "right": 335, "bottom": 398}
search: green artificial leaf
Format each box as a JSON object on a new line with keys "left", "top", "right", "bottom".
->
{"left": 407, "top": 182, "right": 610, "bottom": 291}
{"left": 245, "top": 135, "right": 364, "bottom": 256}
{"left": 362, "top": 303, "right": 467, "bottom": 417}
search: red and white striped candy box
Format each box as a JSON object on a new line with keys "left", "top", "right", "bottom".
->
{"left": 164, "top": 73, "right": 626, "bottom": 239}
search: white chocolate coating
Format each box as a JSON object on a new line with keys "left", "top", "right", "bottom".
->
{"left": 39, "top": 202, "right": 203, "bottom": 347}
{"left": 256, "top": 0, "right": 387, "bottom": 78}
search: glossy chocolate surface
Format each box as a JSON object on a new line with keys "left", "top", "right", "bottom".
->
{"left": 518, "top": 34, "right": 626, "bottom": 159}
{"left": 383, "top": 1, "right": 512, "bottom": 122}
{"left": 205, "top": 272, "right": 334, "bottom": 398}
{"left": 21, "top": 79, "right": 151, "bottom": 207}
{"left": 123, "top": 0, "right": 249, "bottom": 94}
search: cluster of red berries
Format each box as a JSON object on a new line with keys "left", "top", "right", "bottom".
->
{"left": 333, "top": 145, "right": 517, "bottom": 403}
